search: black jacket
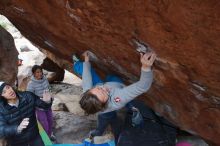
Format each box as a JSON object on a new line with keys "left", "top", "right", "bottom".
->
{"left": 0, "top": 91, "right": 51, "bottom": 145}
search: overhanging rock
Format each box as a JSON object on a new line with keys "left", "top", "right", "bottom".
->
{"left": 0, "top": 1, "right": 220, "bottom": 145}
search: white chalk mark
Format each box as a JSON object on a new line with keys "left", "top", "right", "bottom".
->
{"left": 13, "top": 6, "right": 25, "bottom": 13}
{"left": 44, "top": 41, "right": 54, "bottom": 48}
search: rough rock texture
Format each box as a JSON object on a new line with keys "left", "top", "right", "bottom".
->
{"left": 41, "top": 57, "right": 65, "bottom": 83}
{"left": 50, "top": 83, "right": 84, "bottom": 115}
{"left": 0, "top": 26, "right": 18, "bottom": 84}
{"left": 53, "top": 111, "right": 113, "bottom": 144}
{"left": 51, "top": 83, "right": 113, "bottom": 144}
{"left": 0, "top": 0, "right": 220, "bottom": 144}
{"left": 53, "top": 111, "right": 96, "bottom": 144}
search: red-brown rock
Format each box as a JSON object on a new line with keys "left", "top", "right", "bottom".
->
{"left": 0, "top": 26, "right": 18, "bottom": 85}
{"left": 0, "top": 0, "right": 220, "bottom": 144}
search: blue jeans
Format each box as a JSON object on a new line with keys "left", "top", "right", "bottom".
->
{"left": 73, "top": 61, "right": 103, "bottom": 86}
{"left": 73, "top": 61, "right": 123, "bottom": 85}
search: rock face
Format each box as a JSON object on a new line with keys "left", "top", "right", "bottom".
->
{"left": 53, "top": 111, "right": 96, "bottom": 144}
{"left": 0, "top": 0, "right": 220, "bottom": 144}
{"left": 51, "top": 83, "right": 113, "bottom": 144}
{"left": 53, "top": 111, "right": 113, "bottom": 144}
{"left": 51, "top": 83, "right": 84, "bottom": 115}
{"left": 0, "top": 26, "right": 18, "bottom": 85}
{"left": 41, "top": 57, "right": 65, "bottom": 83}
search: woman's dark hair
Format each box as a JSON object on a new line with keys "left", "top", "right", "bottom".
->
{"left": 32, "top": 65, "right": 43, "bottom": 74}
{"left": 79, "top": 90, "right": 106, "bottom": 115}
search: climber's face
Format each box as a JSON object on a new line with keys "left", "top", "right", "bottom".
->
{"left": 34, "top": 68, "right": 43, "bottom": 80}
{"left": 90, "top": 86, "right": 109, "bottom": 103}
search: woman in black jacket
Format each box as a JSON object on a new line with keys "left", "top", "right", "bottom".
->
{"left": 0, "top": 81, "right": 52, "bottom": 146}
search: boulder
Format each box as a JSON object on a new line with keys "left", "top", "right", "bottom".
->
{"left": 0, "top": 26, "right": 18, "bottom": 84}
{"left": 41, "top": 57, "right": 65, "bottom": 83}
{"left": 53, "top": 111, "right": 113, "bottom": 144}
{"left": 0, "top": 1, "right": 220, "bottom": 144}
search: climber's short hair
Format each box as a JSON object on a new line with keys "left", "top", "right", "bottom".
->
{"left": 79, "top": 90, "right": 106, "bottom": 115}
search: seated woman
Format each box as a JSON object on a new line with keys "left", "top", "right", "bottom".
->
{"left": 0, "top": 81, "right": 52, "bottom": 146}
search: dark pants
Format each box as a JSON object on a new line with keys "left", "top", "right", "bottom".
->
{"left": 118, "top": 100, "right": 177, "bottom": 146}
{"left": 7, "top": 135, "right": 44, "bottom": 146}
{"left": 91, "top": 111, "right": 121, "bottom": 143}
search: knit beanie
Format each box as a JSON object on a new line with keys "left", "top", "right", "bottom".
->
{"left": 0, "top": 81, "right": 6, "bottom": 95}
